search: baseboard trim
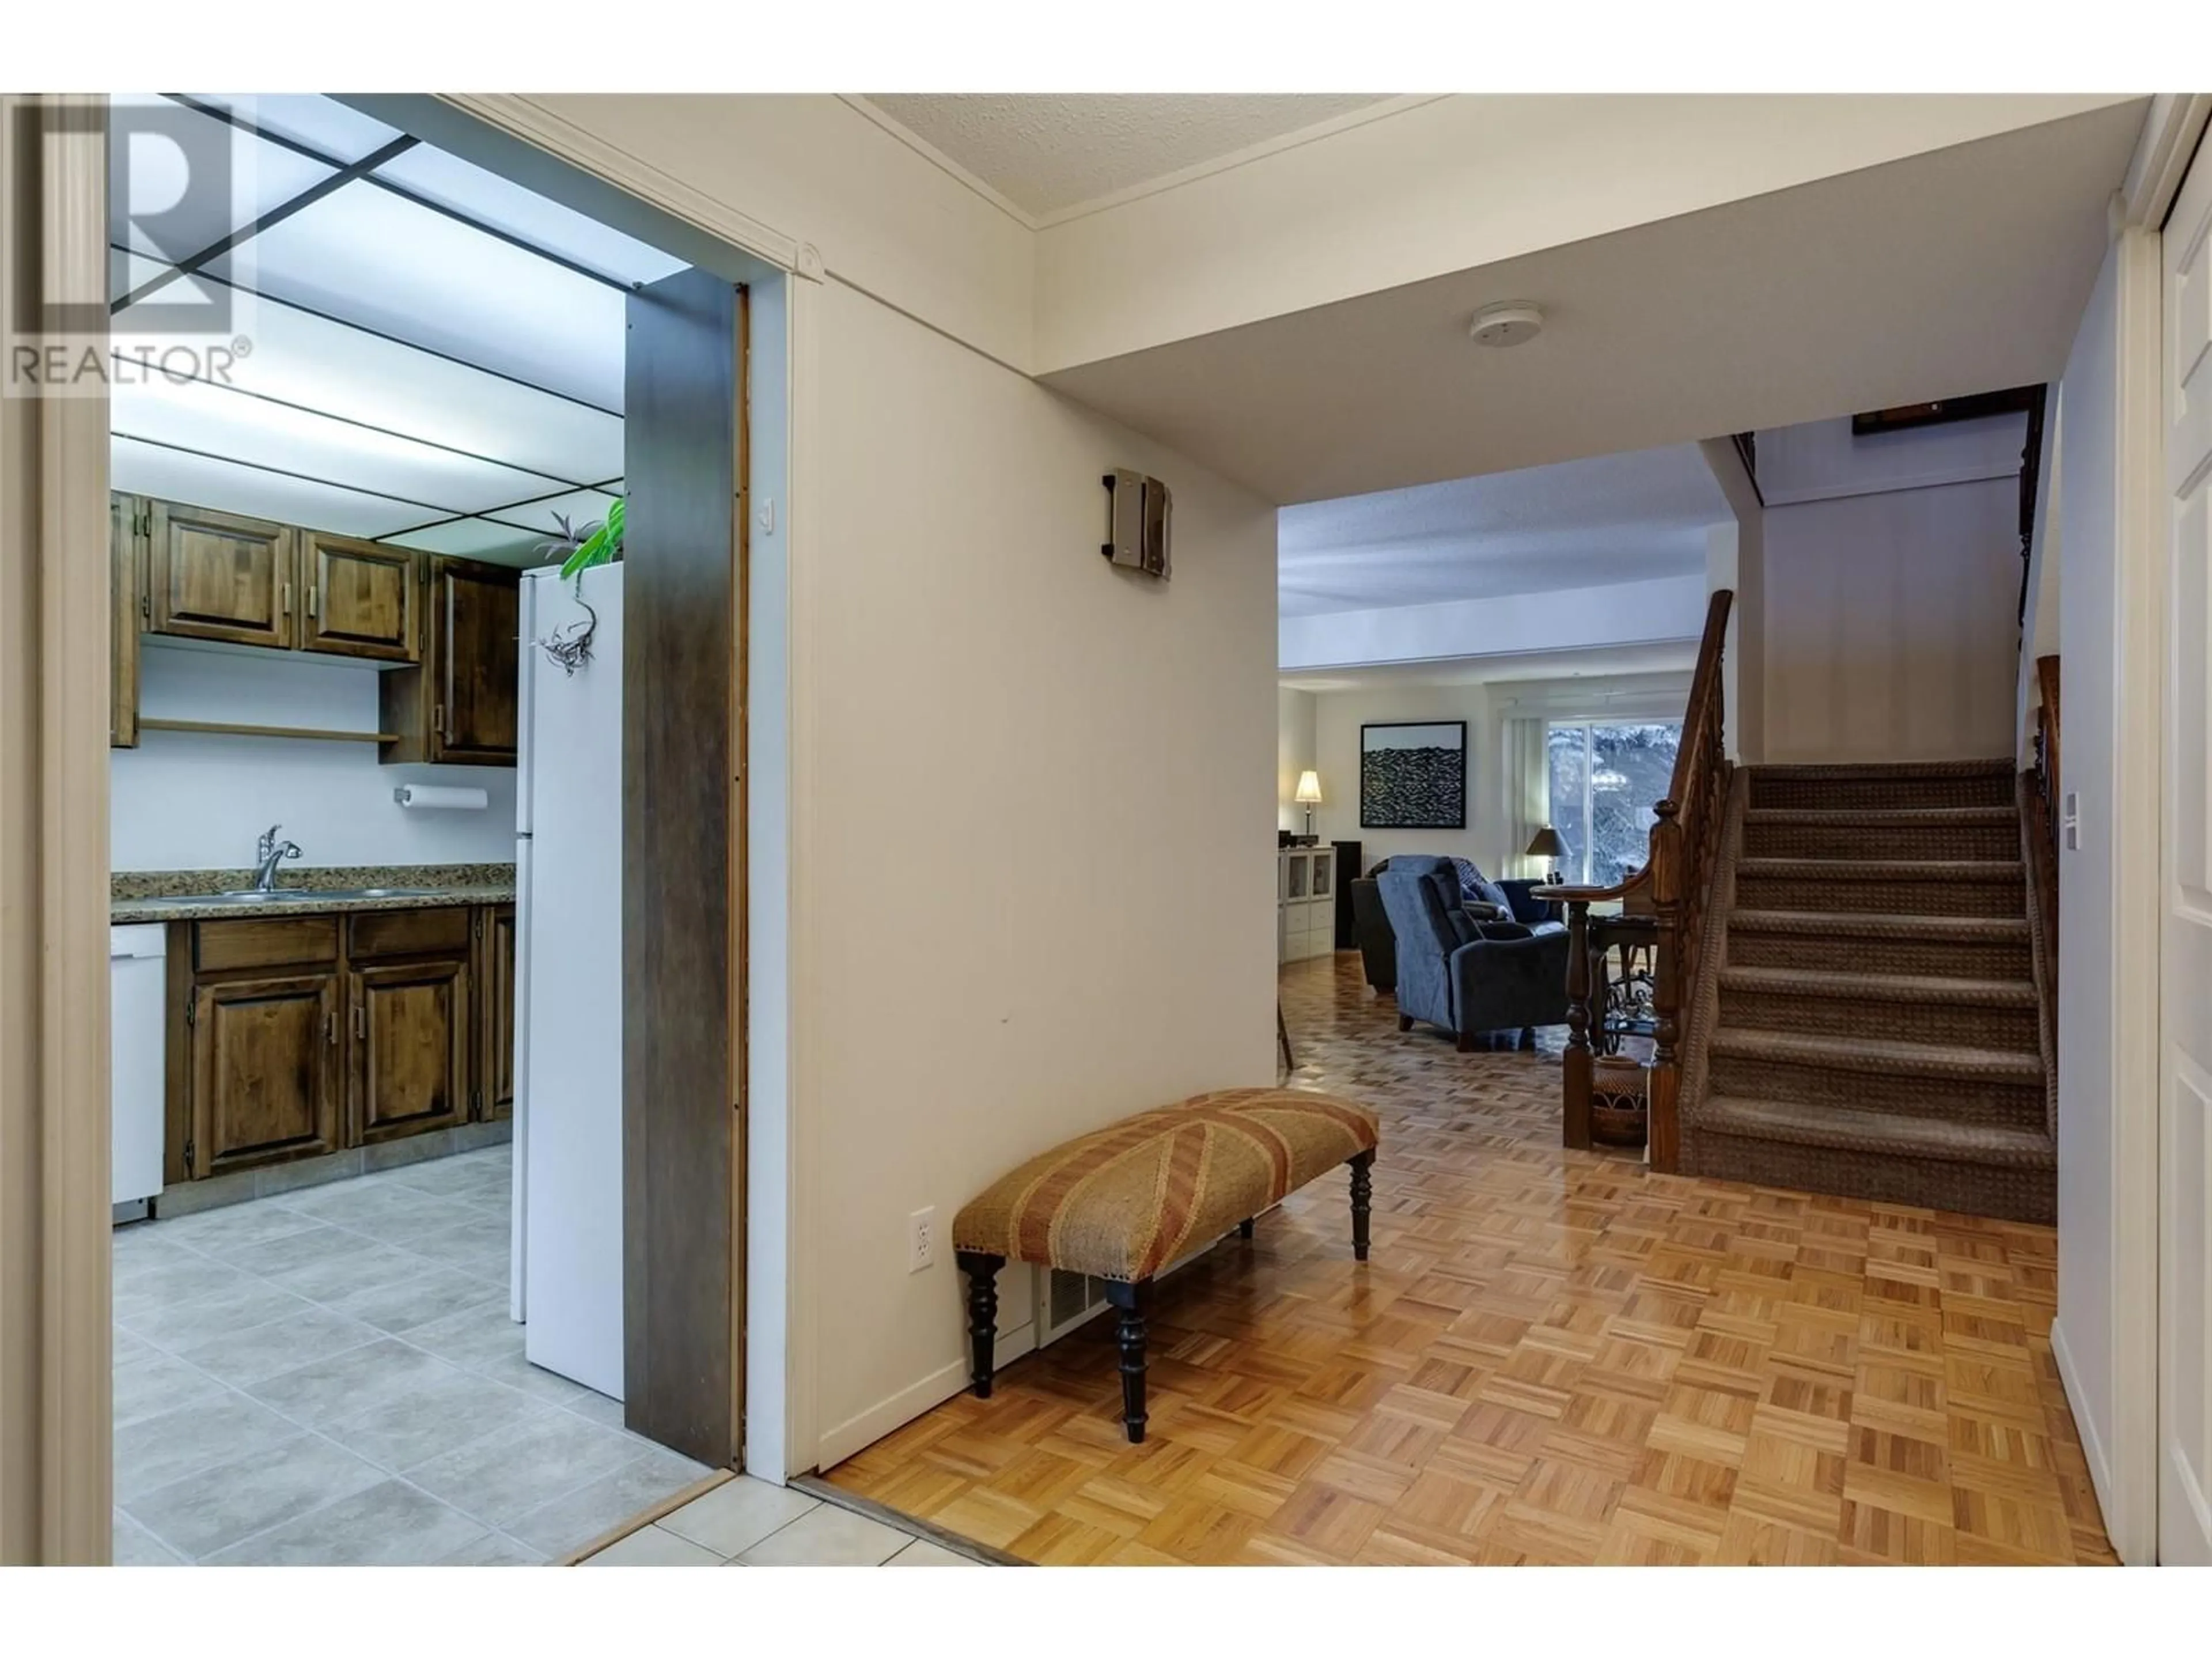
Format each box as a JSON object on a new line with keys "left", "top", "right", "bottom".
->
{"left": 814, "top": 1321, "right": 1037, "bottom": 1472}
{"left": 2049, "top": 1315, "right": 2126, "bottom": 1560}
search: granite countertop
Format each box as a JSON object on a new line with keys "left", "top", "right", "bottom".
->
{"left": 111, "top": 863, "right": 516, "bottom": 925}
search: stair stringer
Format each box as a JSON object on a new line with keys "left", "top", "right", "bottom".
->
{"left": 1677, "top": 765, "right": 1749, "bottom": 1171}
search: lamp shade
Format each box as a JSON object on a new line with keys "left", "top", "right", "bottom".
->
{"left": 1524, "top": 825, "right": 1567, "bottom": 860}
{"left": 1294, "top": 770, "right": 1324, "bottom": 805}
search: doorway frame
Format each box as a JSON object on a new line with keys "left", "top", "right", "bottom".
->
{"left": 5, "top": 92, "right": 816, "bottom": 1561}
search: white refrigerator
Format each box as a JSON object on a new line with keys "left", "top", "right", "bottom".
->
{"left": 514, "top": 563, "right": 625, "bottom": 1397}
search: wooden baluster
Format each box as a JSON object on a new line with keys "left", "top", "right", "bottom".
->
{"left": 1562, "top": 899, "right": 1593, "bottom": 1150}
{"left": 1647, "top": 802, "right": 1683, "bottom": 1173}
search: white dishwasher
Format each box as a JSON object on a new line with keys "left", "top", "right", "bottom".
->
{"left": 109, "top": 925, "right": 166, "bottom": 1215}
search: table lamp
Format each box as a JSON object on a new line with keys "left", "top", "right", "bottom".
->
{"left": 1294, "top": 770, "right": 1323, "bottom": 844}
{"left": 1525, "top": 825, "right": 1567, "bottom": 885}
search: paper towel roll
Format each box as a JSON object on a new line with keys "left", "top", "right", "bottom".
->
{"left": 393, "top": 785, "right": 489, "bottom": 810}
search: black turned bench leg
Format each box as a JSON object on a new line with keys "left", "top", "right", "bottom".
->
{"left": 956, "top": 1251, "right": 1003, "bottom": 1398}
{"left": 1238, "top": 1217, "right": 1255, "bottom": 1239}
{"left": 1103, "top": 1279, "right": 1151, "bottom": 1444}
{"left": 1347, "top": 1150, "right": 1375, "bottom": 1262}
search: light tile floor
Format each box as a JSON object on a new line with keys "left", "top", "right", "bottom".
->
{"left": 579, "top": 1476, "right": 982, "bottom": 1567}
{"left": 112, "top": 1143, "right": 715, "bottom": 1566}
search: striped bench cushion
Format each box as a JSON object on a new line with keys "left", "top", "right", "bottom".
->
{"left": 952, "top": 1088, "right": 1379, "bottom": 1283}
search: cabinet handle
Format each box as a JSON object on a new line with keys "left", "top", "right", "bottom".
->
{"left": 433, "top": 703, "right": 445, "bottom": 738}
{"left": 308, "top": 584, "right": 319, "bottom": 618}
{"left": 283, "top": 580, "right": 293, "bottom": 616}
{"left": 353, "top": 1005, "right": 365, "bottom": 1041}
{"left": 326, "top": 1010, "right": 335, "bottom": 1046}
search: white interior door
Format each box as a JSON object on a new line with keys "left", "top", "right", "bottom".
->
{"left": 2160, "top": 137, "right": 2212, "bottom": 1567}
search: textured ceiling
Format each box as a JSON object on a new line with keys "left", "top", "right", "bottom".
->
{"left": 862, "top": 94, "right": 1392, "bottom": 217}
{"left": 1044, "top": 101, "right": 2146, "bottom": 505}
{"left": 1279, "top": 444, "right": 1727, "bottom": 618}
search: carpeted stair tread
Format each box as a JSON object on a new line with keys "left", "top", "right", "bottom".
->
{"left": 1698, "top": 1094, "right": 2055, "bottom": 1168}
{"left": 1706, "top": 1025, "right": 2042, "bottom": 1083}
{"left": 1718, "top": 965, "right": 2036, "bottom": 1007}
{"left": 1748, "top": 759, "right": 2014, "bottom": 782}
{"left": 1728, "top": 908, "right": 2029, "bottom": 942}
{"left": 1743, "top": 807, "right": 2018, "bottom": 825}
{"left": 1736, "top": 857, "right": 2023, "bottom": 882}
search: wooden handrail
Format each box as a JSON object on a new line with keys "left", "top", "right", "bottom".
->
{"left": 1536, "top": 589, "right": 1733, "bottom": 1168}
{"left": 2030, "top": 654, "right": 2061, "bottom": 973}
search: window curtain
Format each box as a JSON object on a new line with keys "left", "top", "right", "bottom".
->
{"left": 1500, "top": 715, "right": 1551, "bottom": 876}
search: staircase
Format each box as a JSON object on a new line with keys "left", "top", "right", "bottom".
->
{"left": 1682, "top": 759, "right": 2055, "bottom": 1223}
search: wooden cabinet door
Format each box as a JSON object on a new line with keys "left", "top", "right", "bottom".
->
{"left": 351, "top": 957, "right": 471, "bottom": 1144}
{"left": 111, "top": 493, "right": 142, "bottom": 747}
{"left": 301, "top": 532, "right": 419, "bottom": 663}
{"left": 479, "top": 904, "right": 517, "bottom": 1121}
{"left": 430, "top": 559, "right": 520, "bottom": 764}
{"left": 147, "top": 499, "right": 296, "bottom": 649}
{"left": 188, "top": 972, "right": 342, "bottom": 1176}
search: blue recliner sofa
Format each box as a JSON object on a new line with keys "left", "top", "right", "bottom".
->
{"left": 1376, "top": 855, "right": 1570, "bottom": 1052}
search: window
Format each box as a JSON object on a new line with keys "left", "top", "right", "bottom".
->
{"left": 1546, "top": 722, "right": 1683, "bottom": 888}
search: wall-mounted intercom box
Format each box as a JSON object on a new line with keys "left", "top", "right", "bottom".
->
{"left": 1101, "top": 469, "right": 1172, "bottom": 581}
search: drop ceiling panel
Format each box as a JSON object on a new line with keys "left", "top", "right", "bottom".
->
{"left": 373, "top": 145, "right": 687, "bottom": 286}
{"left": 111, "top": 434, "right": 433, "bottom": 538}
{"left": 385, "top": 516, "right": 550, "bottom": 563}
{"left": 206, "top": 179, "right": 630, "bottom": 409}
{"left": 185, "top": 93, "right": 406, "bottom": 164}
{"left": 112, "top": 373, "right": 573, "bottom": 518}
{"left": 493, "top": 485, "right": 623, "bottom": 536}
{"left": 114, "top": 283, "right": 624, "bottom": 486}
{"left": 109, "top": 94, "right": 333, "bottom": 270}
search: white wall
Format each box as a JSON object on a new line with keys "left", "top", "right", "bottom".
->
{"left": 1308, "top": 670, "right": 1690, "bottom": 877}
{"left": 2050, "top": 229, "right": 2164, "bottom": 1565}
{"left": 110, "top": 646, "right": 515, "bottom": 871}
{"left": 1277, "top": 686, "right": 1316, "bottom": 834}
{"left": 1699, "top": 437, "right": 1766, "bottom": 763}
{"left": 798, "top": 282, "right": 1277, "bottom": 1466}
{"left": 1278, "top": 573, "right": 1707, "bottom": 675}
{"left": 1759, "top": 417, "right": 2025, "bottom": 764}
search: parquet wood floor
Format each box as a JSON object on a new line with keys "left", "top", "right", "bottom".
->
{"left": 824, "top": 953, "right": 2116, "bottom": 1566}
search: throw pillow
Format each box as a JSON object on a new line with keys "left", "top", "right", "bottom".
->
{"left": 1450, "top": 857, "right": 1513, "bottom": 918}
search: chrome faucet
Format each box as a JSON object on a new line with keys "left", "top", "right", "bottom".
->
{"left": 252, "top": 824, "right": 302, "bottom": 892}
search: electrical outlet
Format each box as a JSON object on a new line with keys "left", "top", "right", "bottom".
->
{"left": 908, "top": 1207, "right": 937, "bottom": 1274}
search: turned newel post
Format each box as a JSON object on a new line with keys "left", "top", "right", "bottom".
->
{"left": 1562, "top": 899, "right": 1593, "bottom": 1150}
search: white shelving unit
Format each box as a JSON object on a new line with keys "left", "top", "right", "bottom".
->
{"left": 1277, "top": 844, "right": 1336, "bottom": 963}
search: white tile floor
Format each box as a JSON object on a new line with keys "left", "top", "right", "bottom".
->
{"left": 111, "top": 1144, "right": 714, "bottom": 1565}
{"left": 579, "top": 1477, "right": 980, "bottom": 1567}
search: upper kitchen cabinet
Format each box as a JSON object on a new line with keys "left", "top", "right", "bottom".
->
{"left": 382, "top": 557, "right": 520, "bottom": 767}
{"left": 146, "top": 498, "right": 297, "bottom": 650}
{"left": 111, "top": 493, "right": 141, "bottom": 748}
{"left": 299, "top": 531, "right": 421, "bottom": 664}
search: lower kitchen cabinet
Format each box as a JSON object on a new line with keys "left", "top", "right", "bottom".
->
{"left": 186, "top": 970, "right": 344, "bottom": 1178}
{"left": 480, "top": 903, "right": 516, "bottom": 1122}
{"left": 353, "top": 957, "right": 471, "bottom": 1144}
{"left": 165, "top": 902, "right": 509, "bottom": 1183}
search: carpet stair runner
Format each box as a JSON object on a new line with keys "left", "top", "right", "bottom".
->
{"left": 1683, "top": 759, "right": 2055, "bottom": 1222}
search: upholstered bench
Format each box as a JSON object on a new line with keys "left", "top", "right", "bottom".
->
{"left": 952, "top": 1088, "right": 1380, "bottom": 1444}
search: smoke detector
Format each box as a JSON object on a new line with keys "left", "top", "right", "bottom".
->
{"left": 1469, "top": 302, "right": 1544, "bottom": 347}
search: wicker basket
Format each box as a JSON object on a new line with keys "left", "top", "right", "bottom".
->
{"left": 1590, "top": 1055, "right": 1649, "bottom": 1148}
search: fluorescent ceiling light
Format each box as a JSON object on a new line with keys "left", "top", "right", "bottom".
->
{"left": 183, "top": 93, "right": 406, "bottom": 165}
{"left": 109, "top": 94, "right": 331, "bottom": 273}
{"left": 111, "top": 434, "right": 434, "bottom": 539}
{"left": 374, "top": 145, "right": 686, "bottom": 287}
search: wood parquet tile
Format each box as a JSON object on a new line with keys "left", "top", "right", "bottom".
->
{"left": 823, "top": 953, "right": 2118, "bottom": 1566}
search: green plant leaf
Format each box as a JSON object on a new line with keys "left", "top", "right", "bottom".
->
{"left": 559, "top": 496, "right": 624, "bottom": 582}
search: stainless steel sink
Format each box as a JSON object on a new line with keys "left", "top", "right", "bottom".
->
{"left": 203, "top": 887, "right": 445, "bottom": 904}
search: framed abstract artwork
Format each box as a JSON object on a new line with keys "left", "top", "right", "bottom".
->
{"left": 1359, "top": 721, "right": 1467, "bottom": 830}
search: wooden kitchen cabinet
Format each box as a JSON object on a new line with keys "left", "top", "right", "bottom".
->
{"left": 111, "top": 493, "right": 142, "bottom": 748}
{"left": 479, "top": 903, "right": 517, "bottom": 1122}
{"left": 146, "top": 498, "right": 297, "bottom": 650}
{"left": 167, "top": 904, "right": 509, "bottom": 1184}
{"left": 351, "top": 958, "right": 472, "bottom": 1145}
{"left": 381, "top": 558, "right": 520, "bottom": 767}
{"left": 300, "top": 531, "right": 421, "bottom": 664}
{"left": 185, "top": 970, "right": 345, "bottom": 1178}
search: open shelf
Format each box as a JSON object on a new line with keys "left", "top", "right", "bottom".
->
{"left": 137, "top": 718, "right": 397, "bottom": 745}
